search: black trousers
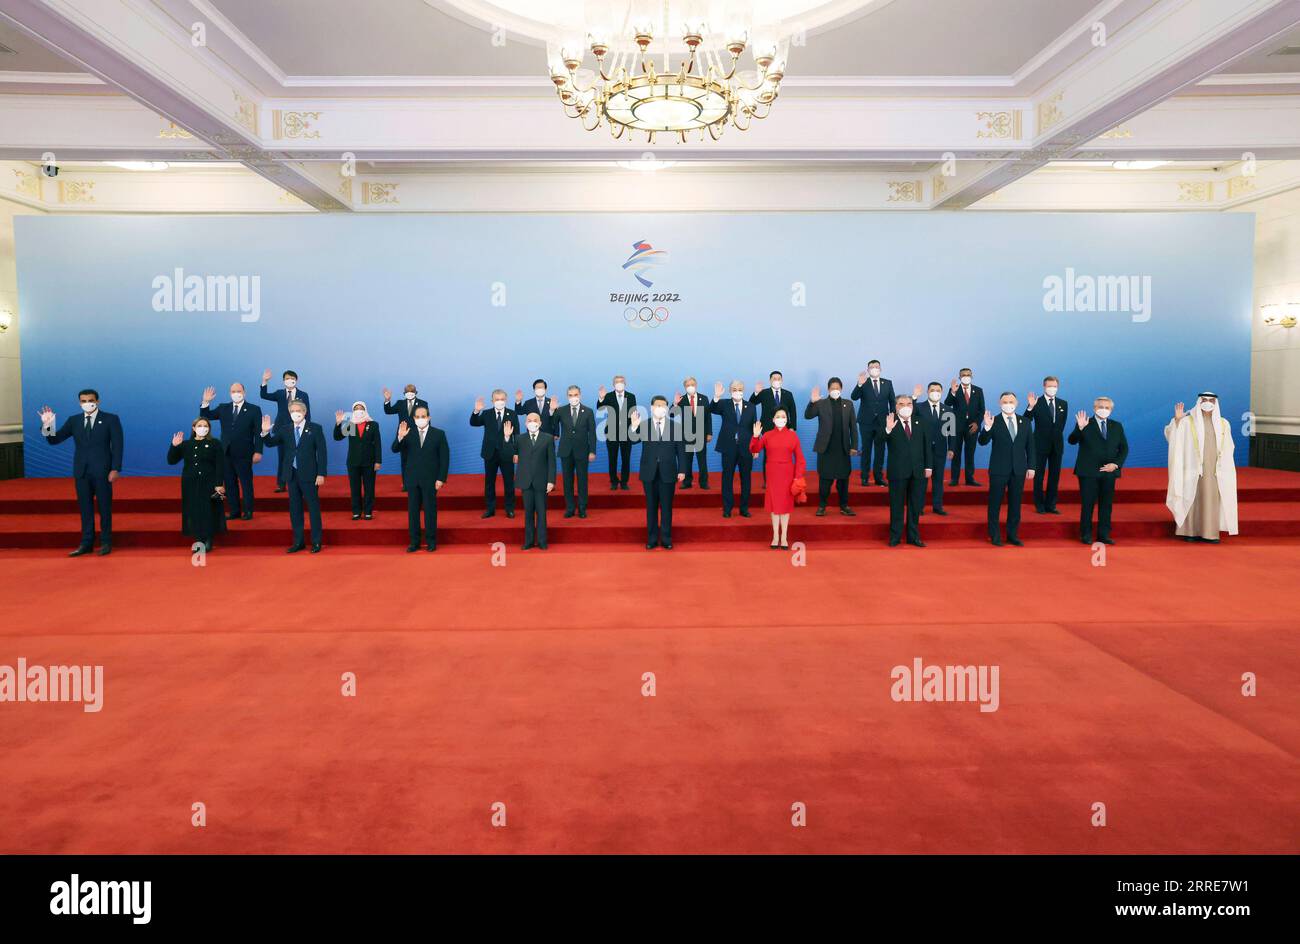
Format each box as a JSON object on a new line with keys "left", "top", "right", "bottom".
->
{"left": 483, "top": 452, "right": 515, "bottom": 513}
{"left": 987, "top": 472, "right": 1026, "bottom": 541}
{"left": 74, "top": 473, "right": 112, "bottom": 545}
{"left": 272, "top": 428, "right": 291, "bottom": 486}
{"left": 923, "top": 463, "right": 945, "bottom": 511}
{"left": 719, "top": 449, "right": 753, "bottom": 513}
{"left": 347, "top": 464, "right": 377, "bottom": 516}
{"left": 286, "top": 467, "right": 323, "bottom": 545}
{"left": 951, "top": 429, "right": 979, "bottom": 483}
{"left": 607, "top": 438, "right": 632, "bottom": 485}
{"left": 224, "top": 451, "right": 255, "bottom": 515}
{"left": 888, "top": 472, "right": 924, "bottom": 543}
{"left": 818, "top": 476, "right": 849, "bottom": 508}
{"left": 643, "top": 475, "right": 676, "bottom": 544}
{"left": 1033, "top": 442, "right": 1063, "bottom": 510}
{"left": 521, "top": 485, "right": 549, "bottom": 545}
{"left": 407, "top": 480, "right": 438, "bottom": 546}
{"left": 397, "top": 445, "right": 410, "bottom": 489}
{"left": 560, "top": 453, "right": 589, "bottom": 513}
{"left": 1078, "top": 475, "right": 1116, "bottom": 541}
{"left": 683, "top": 449, "right": 709, "bottom": 486}
{"left": 860, "top": 424, "right": 887, "bottom": 482}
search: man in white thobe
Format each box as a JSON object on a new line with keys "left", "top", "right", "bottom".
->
{"left": 1164, "top": 392, "right": 1238, "bottom": 542}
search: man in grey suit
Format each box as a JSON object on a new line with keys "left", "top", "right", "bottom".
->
{"left": 505, "top": 412, "right": 556, "bottom": 550}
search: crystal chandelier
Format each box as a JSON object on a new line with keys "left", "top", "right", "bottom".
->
{"left": 547, "top": 2, "right": 790, "bottom": 142}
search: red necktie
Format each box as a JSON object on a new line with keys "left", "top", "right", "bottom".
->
{"left": 904, "top": 421, "right": 911, "bottom": 438}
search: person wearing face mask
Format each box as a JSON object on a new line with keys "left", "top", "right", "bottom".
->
{"left": 629, "top": 397, "right": 687, "bottom": 549}
{"left": 200, "top": 382, "right": 263, "bottom": 520}
{"left": 515, "top": 380, "right": 556, "bottom": 436}
{"left": 393, "top": 406, "right": 449, "bottom": 552}
{"left": 167, "top": 418, "right": 227, "bottom": 552}
{"left": 1165, "top": 393, "right": 1238, "bottom": 542}
{"left": 260, "top": 402, "right": 327, "bottom": 553}
{"left": 333, "top": 401, "right": 383, "bottom": 520}
{"left": 944, "top": 368, "right": 985, "bottom": 487}
{"left": 709, "top": 380, "right": 758, "bottom": 518}
{"left": 883, "top": 396, "right": 932, "bottom": 546}
{"left": 674, "top": 376, "right": 713, "bottom": 489}
{"left": 503, "top": 412, "right": 557, "bottom": 550}
{"left": 382, "top": 384, "right": 428, "bottom": 492}
{"left": 38, "top": 389, "right": 124, "bottom": 556}
{"left": 804, "top": 378, "right": 859, "bottom": 517}
{"left": 553, "top": 385, "right": 597, "bottom": 518}
{"left": 750, "top": 370, "right": 797, "bottom": 434}
{"left": 977, "top": 392, "right": 1036, "bottom": 546}
{"left": 470, "top": 389, "right": 518, "bottom": 518}
{"left": 749, "top": 408, "right": 806, "bottom": 549}
{"left": 851, "top": 359, "right": 895, "bottom": 487}
{"left": 1068, "top": 397, "right": 1129, "bottom": 545}
{"left": 911, "top": 382, "right": 955, "bottom": 516}
{"left": 596, "top": 375, "right": 637, "bottom": 490}
{"left": 1026, "top": 376, "right": 1069, "bottom": 515}
{"left": 260, "top": 368, "right": 311, "bottom": 493}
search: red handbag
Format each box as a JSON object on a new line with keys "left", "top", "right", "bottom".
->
{"left": 791, "top": 476, "right": 808, "bottom": 505}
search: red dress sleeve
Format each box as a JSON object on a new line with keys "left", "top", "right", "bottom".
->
{"left": 750, "top": 430, "right": 765, "bottom": 455}
{"left": 791, "top": 431, "right": 807, "bottom": 478}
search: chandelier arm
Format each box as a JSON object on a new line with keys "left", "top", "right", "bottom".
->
{"left": 719, "top": 53, "right": 741, "bottom": 82}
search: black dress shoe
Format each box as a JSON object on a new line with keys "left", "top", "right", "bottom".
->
{"left": 661, "top": 541, "right": 672, "bottom": 549}
{"left": 722, "top": 509, "right": 732, "bottom": 518}
{"left": 241, "top": 512, "right": 253, "bottom": 520}
{"left": 619, "top": 483, "right": 629, "bottom": 491}
{"left": 578, "top": 511, "right": 587, "bottom": 518}
{"left": 681, "top": 482, "right": 692, "bottom": 489}
{"left": 538, "top": 542, "right": 548, "bottom": 550}
{"left": 505, "top": 510, "right": 515, "bottom": 518}
{"left": 96, "top": 545, "right": 112, "bottom": 556}
{"left": 908, "top": 539, "right": 927, "bottom": 548}
{"left": 1046, "top": 508, "right": 1061, "bottom": 515}
{"left": 287, "top": 543, "right": 305, "bottom": 553}
{"left": 874, "top": 480, "right": 887, "bottom": 488}
{"left": 779, "top": 542, "right": 789, "bottom": 550}
{"left": 69, "top": 545, "right": 93, "bottom": 557}
{"left": 949, "top": 480, "right": 960, "bottom": 487}
{"left": 564, "top": 510, "right": 575, "bottom": 518}
{"left": 700, "top": 484, "right": 710, "bottom": 490}
{"left": 406, "top": 544, "right": 419, "bottom": 553}
{"left": 352, "top": 514, "right": 361, "bottom": 520}
{"left": 860, "top": 478, "right": 870, "bottom": 487}
{"left": 815, "top": 505, "right": 827, "bottom": 516}
{"left": 1081, "top": 536, "right": 1093, "bottom": 545}
{"left": 990, "top": 537, "right": 1003, "bottom": 546}
{"left": 1034, "top": 507, "right": 1045, "bottom": 515}
{"left": 967, "top": 479, "right": 981, "bottom": 487}
{"left": 227, "top": 512, "right": 240, "bottom": 520}
{"left": 310, "top": 543, "right": 322, "bottom": 553}
{"left": 522, "top": 542, "right": 535, "bottom": 550}
{"left": 646, "top": 541, "right": 658, "bottom": 550}
{"left": 1099, "top": 537, "right": 1114, "bottom": 545}
{"left": 481, "top": 511, "right": 495, "bottom": 519}
{"left": 364, "top": 513, "right": 373, "bottom": 520}
{"left": 770, "top": 542, "right": 780, "bottom": 549}
{"left": 426, "top": 543, "right": 437, "bottom": 552}
{"left": 888, "top": 537, "right": 901, "bottom": 546}
{"left": 1007, "top": 537, "right": 1024, "bottom": 547}
{"left": 609, "top": 482, "right": 619, "bottom": 490}
{"left": 739, "top": 510, "right": 752, "bottom": 518}
{"left": 840, "top": 506, "right": 856, "bottom": 516}
{"left": 275, "top": 485, "right": 287, "bottom": 493}
{"left": 933, "top": 509, "right": 948, "bottom": 516}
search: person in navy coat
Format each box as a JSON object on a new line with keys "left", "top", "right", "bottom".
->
{"left": 945, "top": 368, "right": 985, "bottom": 486}
{"left": 1026, "top": 376, "right": 1068, "bottom": 514}
{"left": 259, "top": 368, "right": 310, "bottom": 492}
{"left": 514, "top": 379, "right": 556, "bottom": 435}
{"left": 630, "top": 397, "right": 687, "bottom": 549}
{"left": 709, "top": 380, "right": 757, "bottom": 518}
{"left": 382, "top": 383, "right": 428, "bottom": 492}
{"left": 977, "top": 392, "right": 1037, "bottom": 546}
{"left": 260, "top": 400, "right": 327, "bottom": 552}
{"left": 470, "top": 389, "right": 518, "bottom": 518}
{"left": 200, "top": 382, "right": 263, "bottom": 519}
{"left": 912, "top": 382, "right": 956, "bottom": 515}
{"left": 39, "top": 389, "right": 123, "bottom": 556}
{"left": 850, "top": 359, "right": 895, "bottom": 486}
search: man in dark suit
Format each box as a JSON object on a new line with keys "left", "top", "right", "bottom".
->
{"left": 883, "top": 396, "right": 932, "bottom": 546}
{"left": 259, "top": 368, "right": 310, "bottom": 493}
{"left": 200, "top": 382, "right": 263, "bottom": 520}
{"left": 469, "top": 389, "right": 517, "bottom": 518}
{"left": 1067, "top": 397, "right": 1129, "bottom": 545}
{"left": 912, "top": 381, "right": 954, "bottom": 515}
{"left": 945, "top": 367, "right": 985, "bottom": 487}
{"left": 382, "top": 383, "right": 428, "bottom": 492}
{"left": 631, "top": 397, "right": 687, "bottom": 549}
{"left": 554, "top": 384, "right": 597, "bottom": 518}
{"left": 674, "top": 375, "right": 712, "bottom": 489}
{"left": 39, "top": 389, "right": 123, "bottom": 556}
{"left": 749, "top": 370, "right": 797, "bottom": 432}
{"left": 977, "top": 392, "right": 1037, "bottom": 546}
{"left": 260, "top": 401, "right": 327, "bottom": 553}
{"left": 515, "top": 379, "right": 555, "bottom": 435}
{"left": 505, "top": 411, "right": 557, "bottom": 550}
{"left": 851, "top": 359, "right": 895, "bottom": 487}
{"left": 709, "top": 380, "right": 757, "bottom": 518}
{"left": 392, "top": 406, "right": 449, "bottom": 552}
{"left": 1027, "top": 376, "right": 1068, "bottom": 514}
{"left": 596, "top": 375, "right": 636, "bottom": 490}
{"left": 804, "top": 378, "right": 858, "bottom": 516}
{"left": 332, "top": 401, "right": 382, "bottom": 520}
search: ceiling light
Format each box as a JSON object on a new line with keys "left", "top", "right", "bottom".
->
{"left": 1111, "top": 161, "right": 1170, "bottom": 170}
{"left": 104, "top": 161, "right": 170, "bottom": 171}
{"left": 616, "top": 158, "right": 677, "bottom": 172}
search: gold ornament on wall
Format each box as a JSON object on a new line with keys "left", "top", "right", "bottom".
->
{"left": 1177, "top": 181, "right": 1213, "bottom": 203}
{"left": 158, "top": 121, "right": 194, "bottom": 139}
{"left": 886, "top": 180, "right": 923, "bottom": 203}
{"left": 976, "top": 111, "right": 1022, "bottom": 140}
{"left": 361, "top": 182, "right": 399, "bottom": 205}
{"left": 233, "top": 92, "right": 259, "bottom": 134}
{"left": 1226, "top": 177, "right": 1256, "bottom": 199}
{"left": 13, "top": 168, "right": 41, "bottom": 199}
{"left": 1037, "top": 91, "right": 1064, "bottom": 133}
{"left": 271, "top": 110, "right": 322, "bottom": 140}
{"left": 57, "top": 180, "right": 95, "bottom": 203}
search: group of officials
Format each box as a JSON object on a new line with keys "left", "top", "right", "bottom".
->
{"left": 42, "top": 360, "right": 1210, "bottom": 557}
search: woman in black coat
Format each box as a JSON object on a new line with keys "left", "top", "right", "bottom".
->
{"left": 333, "top": 400, "right": 382, "bottom": 519}
{"left": 167, "top": 417, "right": 227, "bottom": 550}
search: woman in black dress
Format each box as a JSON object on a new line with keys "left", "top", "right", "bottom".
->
{"left": 167, "top": 417, "right": 227, "bottom": 550}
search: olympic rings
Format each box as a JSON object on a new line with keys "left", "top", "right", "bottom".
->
{"left": 623, "top": 306, "right": 671, "bottom": 328}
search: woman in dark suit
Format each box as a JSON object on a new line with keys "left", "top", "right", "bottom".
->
{"left": 167, "top": 417, "right": 226, "bottom": 551}
{"left": 334, "top": 401, "right": 382, "bottom": 519}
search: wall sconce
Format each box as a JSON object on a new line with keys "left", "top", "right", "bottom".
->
{"left": 0, "top": 309, "right": 12, "bottom": 333}
{"left": 1261, "top": 302, "right": 1298, "bottom": 328}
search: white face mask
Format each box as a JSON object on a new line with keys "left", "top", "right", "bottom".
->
{"left": 291, "top": 411, "right": 307, "bottom": 425}
{"left": 614, "top": 382, "right": 625, "bottom": 393}
{"left": 568, "top": 396, "right": 581, "bottom": 408}
{"left": 283, "top": 379, "right": 296, "bottom": 389}
{"left": 652, "top": 406, "right": 668, "bottom": 419}
{"left": 231, "top": 392, "right": 244, "bottom": 404}
{"left": 1095, "top": 408, "right": 1111, "bottom": 419}
{"left": 928, "top": 391, "right": 942, "bottom": 403}
{"left": 352, "top": 410, "right": 366, "bottom": 423}
{"left": 1200, "top": 401, "right": 1216, "bottom": 412}
{"left": 685, "top": 385, "right": 696, "bottom": 395}
{"left": 898, "top": 407, "right": 913, "bottom": 419}
{"left": 868, "top": 368, "right": 881, "bottom": 378}
{"left": 194, "top": 426, "right": 209, "bottom": 438}
{"left": 960, "top": 376, "right": 972, "bottom": 386}
{"left": 527, "top": 421, "right": 540, "bottom": 433}
{"left": 534, "top": 388, "right": 546, "bottom": 398}
{"left": 770, "top": 380, "right": 782, "bottom": 390}
{"left": 414, "top": 417, "right": 429, "bottom": 429}
{"left": 773, "top": 417, "right": 787, "bottom": 428}
{"left": 828, "top": 389, "right": 842, "bottom": 399}
{"left": 405, "top": 392, "right": 416, "bottom": 401}
{"left": 1044, "top": 386, "right": 1058, "bottom": 397}
{"left": 1001, "top": 403, "right": 1017, "bottom": 415}
{"left": 493, "top": 400, "right": 505, "bottom": 410}
{"left": 80, "top": 402, "right": 97, "bottom": 414}
{"left": 731, "top": 390, "right": 744, "bottom": 401}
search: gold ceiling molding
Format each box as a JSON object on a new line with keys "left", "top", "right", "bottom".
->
{"left": 1226, "top": 176, "right": 1256, "bottom": 199}
{"left": 158, "top": 121, "right": 193, "bottom": 139}
{"left": 975, "top": 110, "right": 1022, "bottom": 140}
{"left": 233, "top": 92, "right": 258, "bottom": 134}
{"left": 337, "top": 177, "right": 354, "bottom": 202}
{"left": 932, "top": 174, "right": 947, "bottom": 198}
{"left": 886, "top": 180, "right": 923, "bottom": 203}
{"left": 271, "top": 110, "right": 322, "bottom": 140}
{"left": 57, "top": 180, "right": 95, "bottom": 204}
{"left": 13, "top": 168, "right": 41, "bottom": 199}
{"left": 277, "top": 189, "right": 304, "bottom": 205}
{"left": 1177, "top": 181, "right": 1213, "bottom": 203}
{"left": 1037, "top": 91, "right": 1064, "bottom": 133}
{"left": 361, "top": 182, "right": 399, "bottom": 205}
{"left": 1099, "top": 126, "right": 1132, "bottom": 139}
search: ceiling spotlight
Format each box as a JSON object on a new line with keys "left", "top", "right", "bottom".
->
{"left": 105, "top": 161, "right": 170, "bottom": 171}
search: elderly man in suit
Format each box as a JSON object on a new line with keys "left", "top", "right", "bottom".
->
{"left": 39, "top": 388, "right": 124, "bottom": 556}
{"left": 596, "top": 375, "right": 636, "bottom": 490}
{"left": 382, "top": 383, "right": 428, "bottom": 492}
{"left": 1027, "top": 375, "right": 1068, "bottom": 514}
{"left": 392, "top": 406, "right": 449, "bottom": 552}
{"left": 1068, "top": 397, "right": 1129, "bottom": 545}
{"left": 470, "top": 389, "right": 518, "bottom": 519}
{"left": 804, "top": 377, "right": 859, "bottom": 516}
{"left": 504, "top": 411, "right": 557, "bottom": 550}
{"left": 629, "top": 396, "right": 687, "bottom": 549}
{"left": 554, "top": 385, "right": 597, "bottom": 518}
{"left": 883, "top": 395, "right": 932, "bottom": 547}
{"left": 851, "top": 359, "right": 895, "bottom": 487}
{"left": 674, "top": 376, "right": 713, "bottom": 489}
{"left": 260, "top": 400, "right": 327, "bottom": 553}
{"left": 710, "top": 380, "right": 758, "bottom": 518}
{"left": 200, "top": 382, "right": 263, "bottom": 520}
{"left": 977, "top": 391, "right": 1036, "bottom": 546}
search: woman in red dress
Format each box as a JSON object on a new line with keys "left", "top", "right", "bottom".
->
{"left": 750, "top": 408, "right": 807, "bottom": 549}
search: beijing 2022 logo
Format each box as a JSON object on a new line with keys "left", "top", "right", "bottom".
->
{"left": 614, "top": 239, "right": 676, "bottom": 328}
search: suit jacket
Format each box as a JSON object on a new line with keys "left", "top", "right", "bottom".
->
{"left": 510, "top": 430, "right": 557, "bottom": 491}
{"left": 978, "top": 413, "right": 1036, "bottom": 477}
{"left": 382, "top": 396, "right": 429, "bottom": 428}
{"left": 392, "top": 424, "right": 450, "bottom": 488}
{"left": 708, "top": 397, "right": 758, "bottom": 456}
{"left": 885, "top": 416, "right": 932, "bottom": 479}
{"left": 1028, "top": 396, "right": 1069, "bottom": 455}
{"left": 634, "top": 419, "right": 688, "bottom": 483}
{"left": 850, "top": 377, "right": 896, "bottom": 429}
{"left": 553, "top": 403, "right": 597, "bottom": 459}
{"left": 44, "top": 410, "right": 124, "bottom": 479}
{"left": 470, "top": 406, "right": 518, "bottom": 460}
{"left": 597, "top": 390, "right": 637, "bottom": 441}
{"left": 200, "top": 401, "right": 263, "bottom": 459}
{"left": 945, "top": 383, "right": 985, "bottom": 429}
{"left": 804, "top": 397, "right": 858, "bottom": 454}
{"left": 333, "top": 418, "right": 383, "bottom": 468}
{"left": 750, "top": 387, "right": 798, "bottom": 432}
{"left": 673, "top": 392, "right": 714, "bottom": 453}
{"left": 259, "top": 384, "right": 310, "bottom": 428}
{"left": 263, "top": 421, "right": 328, "bottom": 479}
{"left": 915, "top": 398, "right": 956, "bottom": 458}
{"left": 1068, "top": 417, "right": 1129, "bottom": 479}
{"left": 515, "top": 394, "right": 556, "bottom": 435}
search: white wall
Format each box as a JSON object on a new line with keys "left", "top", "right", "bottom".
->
{"left": 0, "top": 197, "right": 42, "bottom": 445}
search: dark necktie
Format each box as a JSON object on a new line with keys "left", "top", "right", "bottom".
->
{"left": 84, "top": 415, "right": 91, "bottom": 433}
{"left": 904, "top": 420, "right": 911, "bottom": 438}
{"left": 1100, "top": 420, "right": 1107, "bottom": 439}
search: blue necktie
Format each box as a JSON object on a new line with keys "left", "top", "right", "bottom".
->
{"left": 293, "top": 425, "right": 301, "bottom": 468}
{"left": 1099, "top": 420, "right": 1107, "bottom": 439}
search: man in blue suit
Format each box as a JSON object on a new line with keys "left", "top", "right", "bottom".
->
{"left": 630, "top": 396, "right": 687, "bottom": 549}
{"left": 39, "top": 389, "right": 123, "bottom": 556}
{"left": 469, "top": 389, "right": 518, "bottom": 518}
{"left": 977, "top": 391, "right": 1037, "bottom": 546}
{"left": 709, "top": 380, "right": 757, "bottom": 518}
{"left": 260, "top": 400, "right": 327, "bottom": 553}
{"left": 851, "top": 359, "right": 895, "bottom": 487}
{"left": 259, "top": 368, "right": 310, "bottom": 493}
{"left": 1026, "top": 375, "right": 1068, "bottom": 514}
{"left": 200, "top": 382, "right": 263, "bottom": 519}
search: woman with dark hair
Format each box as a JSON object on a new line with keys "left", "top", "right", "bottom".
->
{"left": 167, "top": 416, "right": 227, "bottom": 551}
{"left": 750, "top": 408, "right": 806, "bottom": 549}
